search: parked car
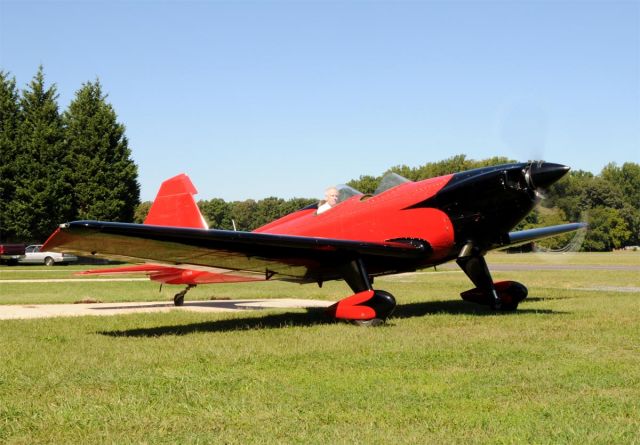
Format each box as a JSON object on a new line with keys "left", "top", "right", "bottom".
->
{"left": 19, "top": 244, "right": 78, "bottom": 266}
{"left": 0, "top": 243, "right": 25, "bottom": 265}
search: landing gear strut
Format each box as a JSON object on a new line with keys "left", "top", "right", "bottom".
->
{"left": 457, "top": 243, "right": 527, "bottom": 311}
{"left": 173, "top": 284, "right": 196, "bottom": 306}
{"left": 326, "top": 258, "right": 396, "bottom": 324}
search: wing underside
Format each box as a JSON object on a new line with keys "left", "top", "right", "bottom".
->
{"left": 44, "top": 221, "right": 429, "bottom": 284}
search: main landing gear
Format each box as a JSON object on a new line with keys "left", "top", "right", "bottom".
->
{"left": 456, "top": 243, "right": 528, "bottom": 311}
{"left": 173, "top": 284, "right": 196, "bottom": 306}
{"left": 326, "top": 258, "right": 397, "bottom": 325}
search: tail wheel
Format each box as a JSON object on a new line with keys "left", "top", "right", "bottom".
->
{"left": 174, "top": 293, "right": 185, "bottom": 306}
{"left": 173, "top": 284, "right": 195, "bottom": 306}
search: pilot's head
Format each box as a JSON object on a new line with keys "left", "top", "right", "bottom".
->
{"left": 325, "top": 187, "right": 339, "bottom": 207}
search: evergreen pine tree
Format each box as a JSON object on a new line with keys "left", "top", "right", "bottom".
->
{"left": 64, "top": 80, "right": 139, "bottom": 221}
{"left": 0, "top": 71, "right": 21, "bottom": 241}
{"left": 9, "top": 67, "right": 72, "bottom": 242}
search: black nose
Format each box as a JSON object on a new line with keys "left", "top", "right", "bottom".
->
{"left": 527, "top": 162, "right": 570, "bottom": 189}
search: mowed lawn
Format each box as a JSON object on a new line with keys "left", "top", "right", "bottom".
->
{"left": 0, "top": 252, "right": 638, "bottom": 444}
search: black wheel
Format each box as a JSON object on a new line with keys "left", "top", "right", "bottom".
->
{"left": 494, "top": 281, "right": 527, "bottom": 311}
{"left": 44, "top": 257, "right": 55, "bottom": 266}
{"left": 174, "top": 293, "right": 185, "bottom": 306}
{"left": 369, "top": 290, "right": 397, "bottom": 319}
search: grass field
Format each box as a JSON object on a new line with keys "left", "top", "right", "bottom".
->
{"left": 1, "top": 252, "right": 639, "bottom": 444}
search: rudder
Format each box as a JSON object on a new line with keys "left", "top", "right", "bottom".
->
{"left": 144, "top": 173, "right": 208, "bottom": 229}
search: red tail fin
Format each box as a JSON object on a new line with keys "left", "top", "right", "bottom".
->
{"left": 144, "top": 174, "right": 208, "bottom": 229}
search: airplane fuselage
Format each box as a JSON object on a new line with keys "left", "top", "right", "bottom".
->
{"left": 255, "top": 162, "right": 559, "bottom": 276}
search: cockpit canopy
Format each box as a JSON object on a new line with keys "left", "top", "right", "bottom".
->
{"left": 332, "top": 172, "right": 412, "bottom": 204}
{"left": 374, "top": 172, "right": 411, "bottom": 195}
{"left": 334, "top": 184, "right": 363, "bottom": 203}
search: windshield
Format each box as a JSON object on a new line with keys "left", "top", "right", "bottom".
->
{"left": 335, "top": 184, "right": 363, "bottom": 203}
{"left": 373, "top": 172, "right": 411, "bottom": 195}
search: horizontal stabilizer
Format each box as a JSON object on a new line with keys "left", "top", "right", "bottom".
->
{"left": 78, "top": 263, "right": 262, "bottom": 285}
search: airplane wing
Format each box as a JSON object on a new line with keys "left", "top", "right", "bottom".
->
{"left": 43, "top": 220, "right": 430, "bottom": 284}
{"left": 501, "top": 223, "right": 587, "bottom": 248}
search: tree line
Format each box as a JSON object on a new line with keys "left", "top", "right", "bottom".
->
{"left": 542, "top": 163, "right": 639, "bottom": 251}
{"left": 2, "top": 69, "right": 637, "bottom": 251}
{"left": 0, "top": 67, "right": 139, "bottom": 243}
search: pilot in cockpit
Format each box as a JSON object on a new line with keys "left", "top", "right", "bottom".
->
{"left": 317, "top": 186, "right": 339, "bottom": 214}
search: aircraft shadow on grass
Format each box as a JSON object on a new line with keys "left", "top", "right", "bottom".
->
{"left": 100, "top": 298, "right": 565, "bottom": 338}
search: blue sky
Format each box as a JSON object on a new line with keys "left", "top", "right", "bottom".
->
{"left": 1, "top": 0, "right": 638, "bottom": 202}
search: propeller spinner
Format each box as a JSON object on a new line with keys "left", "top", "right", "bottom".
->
{"left": 525, "top": 162, "right": 570, "bottom": 190}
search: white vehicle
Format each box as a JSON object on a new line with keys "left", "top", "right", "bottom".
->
{"left": 19, "top": 244, "right": 78, "bottom": 266}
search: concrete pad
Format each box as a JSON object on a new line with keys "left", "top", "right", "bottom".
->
{"left": 0, "top": 298, "right": 334, "bottom": 320}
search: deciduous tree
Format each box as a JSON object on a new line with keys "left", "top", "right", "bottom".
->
{"left": 582, "top": 207, "right": 631, "bottom": 251}
{"left": 199, "top": 198, "right": 232, "bottom": 229}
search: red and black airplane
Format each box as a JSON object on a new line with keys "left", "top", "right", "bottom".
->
{"left": 43, "top": 162, "right": 585, "bottom": 325}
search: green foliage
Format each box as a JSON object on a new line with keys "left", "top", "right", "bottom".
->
{"left": 389, "top": 154, "right": 515, "bottom": 182}
{"left": 64, "top": 80, "right": 140, "bottom": 221}
{"left": 1, "top": 68, "right": 140, "bottom": 242}
{"left": 580, "top": 177, "right": 626, "bottom": 210}
{"left": 619, "top": 205, "right": 640, "bottom": 246}
{"left": 199, "top": 198, "right": 232, "bottom": 229}
{"left": 0, "top": 72, "right": 21, "bottom": 242}
{"left": 229, "top": 199, "right": 258, "bottom": 231}
{"left": 601, "top": 162, "right": 640, "bottom": 208}
{"left": 197, "top": 197, "right": 315, "bottom": 231}
{"left": 512, "top": 207, "right": 573, "bottom": 251}
{"left": 346, "top": 174, "right": 378, "bottom": 194}
{"left": 133, "top": 201, "right": 152, "bottom": 224}
{"left": 599, "top": 162, "right": 640, "bottom": 246}
{"left": 5, "top": 67, "right": 73, "bottom": 242}
{"left": 227, "top": 197, "right": 314, "bottom": 231}
{"left": 253, "top": 197, "right": 287, "bottom": 229}
{"left": 546, "top": 164, "right": 640, "bottom": 250}
{"left": 582, "top": 207, "right": 632, "bottom": 251}
{"left": 348, "top": 155, "right": 516, "bottom": 192}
